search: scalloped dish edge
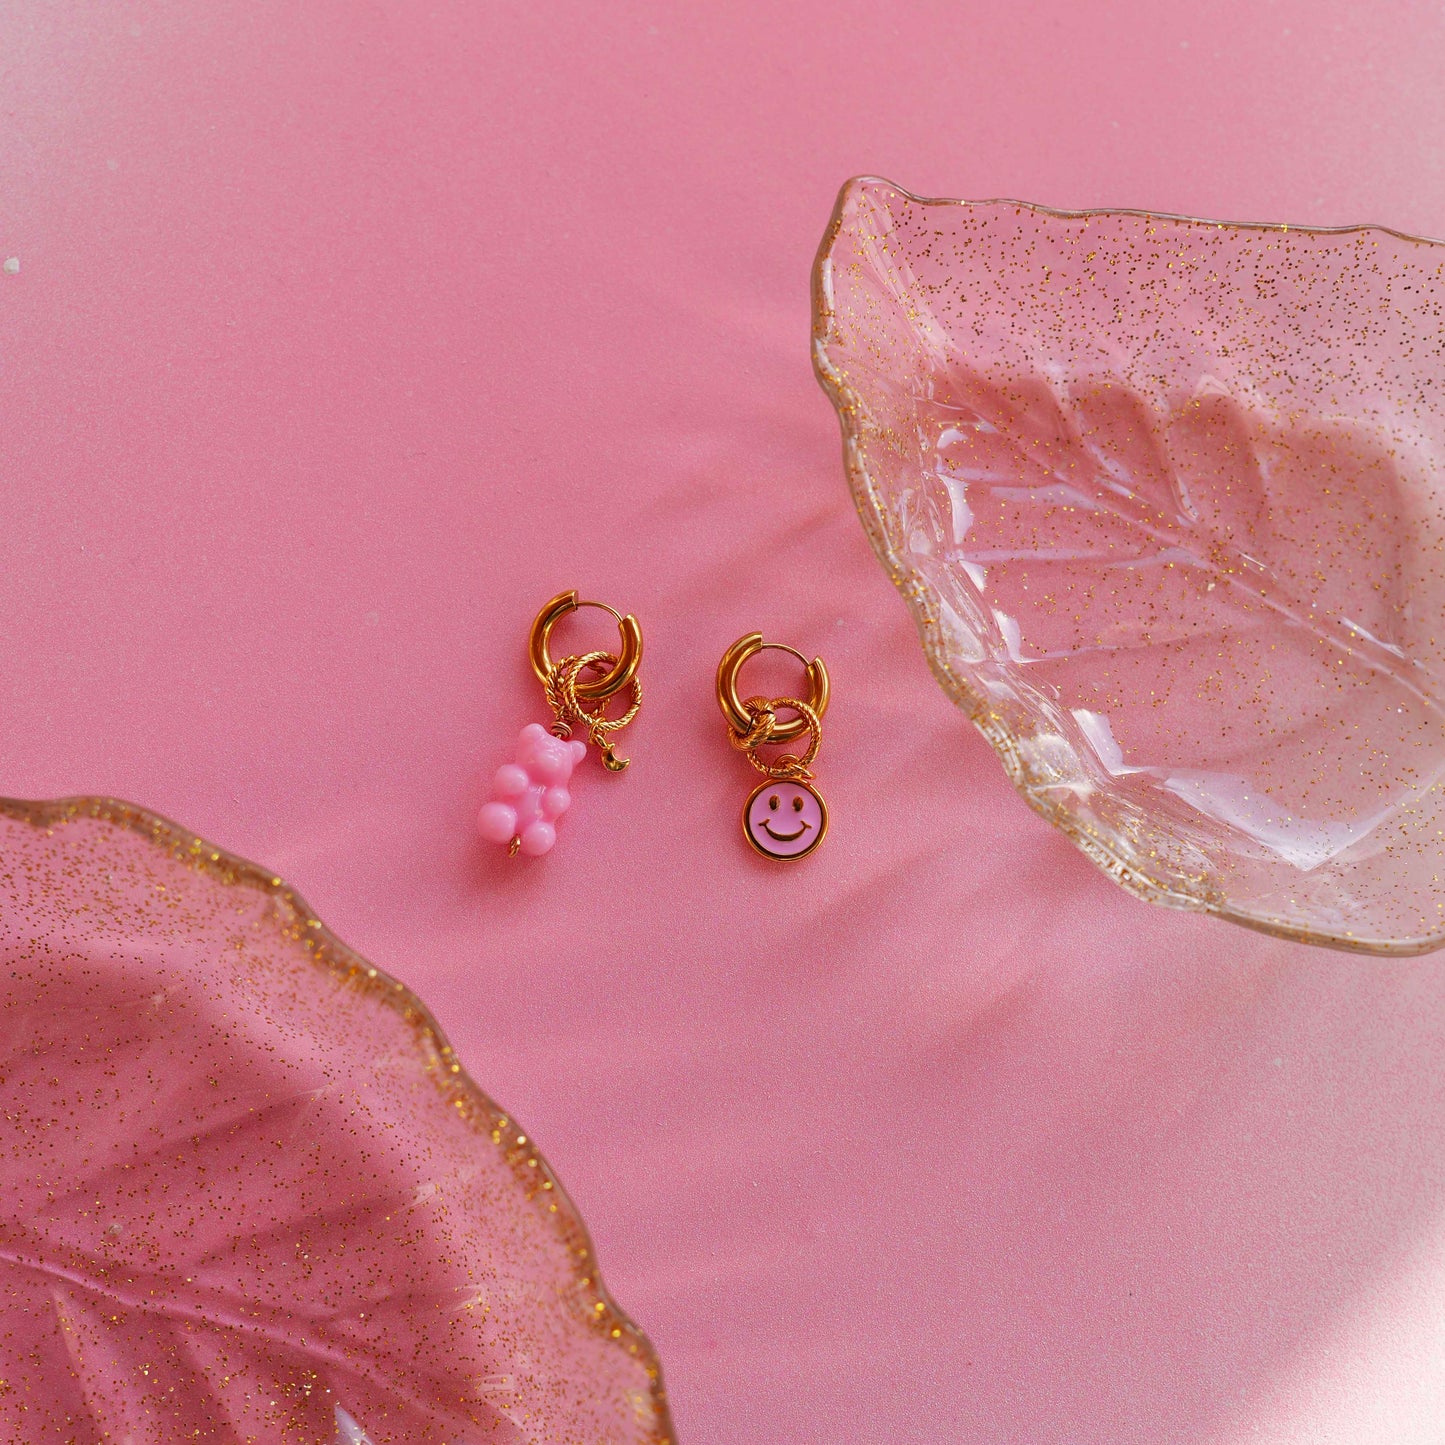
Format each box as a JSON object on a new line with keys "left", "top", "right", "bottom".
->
{"left": 810, "top": 175, "right": 1445, "bottom": 958}
{"left": 0, "top": 793, "right": 675, "bottom": 1441}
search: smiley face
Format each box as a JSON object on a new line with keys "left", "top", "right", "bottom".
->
{"left": 743, "top": 780, "right": 828, "bottom": 861}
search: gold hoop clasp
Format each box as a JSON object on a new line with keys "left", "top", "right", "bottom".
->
{"left": 529, "top": 591, "right": 643, "bottom": 701}
{"left": 715, "top": 633, "right": 829, "bottom": 745}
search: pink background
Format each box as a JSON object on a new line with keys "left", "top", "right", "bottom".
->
{"left": 4, "top": 3, "right": 1445, "bottom": 1440}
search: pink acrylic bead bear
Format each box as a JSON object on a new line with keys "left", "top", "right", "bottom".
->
{"left": 477, "top": 723, "right": 588, "bottom": 857}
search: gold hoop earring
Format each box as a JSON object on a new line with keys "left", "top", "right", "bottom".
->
{"left": 716, "top": 633, "right": 829, "bottom": 862}
{"left": 477, "top": 591, "right": 643, "bottom": 858}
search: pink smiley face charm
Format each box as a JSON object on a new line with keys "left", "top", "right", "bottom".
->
{"left": 743, "top": 779, "right": 828, "bottom": 861}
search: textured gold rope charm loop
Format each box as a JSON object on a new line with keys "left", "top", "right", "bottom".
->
{"left": 548, "top": 651, "right": 642, "bottom": 772}
{"left": 728, "top": 699, "right": 777, "bottom": 754}
{"left": 731, "top": 696, "right": 821, "bottom": 780}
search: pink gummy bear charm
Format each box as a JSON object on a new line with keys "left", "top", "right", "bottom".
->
{"left": 477, "top": 723, "right": 589, "bottom": 857}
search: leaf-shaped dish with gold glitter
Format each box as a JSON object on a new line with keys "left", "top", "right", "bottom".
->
{"left": 0, "top": 796, "right": 671, "bottom": 1443}
{"left": 813, "top": 177, "right": 1445, "bottom": 954}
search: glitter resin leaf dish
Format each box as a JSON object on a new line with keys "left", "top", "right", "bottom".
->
{"left": 813, "top": 177, "right": 1445, "bottom": 955}
{"left": 0, "top": 797, "right": 671, "bottom": 1443}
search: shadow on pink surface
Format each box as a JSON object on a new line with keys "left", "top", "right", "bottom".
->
{"left": 3, "top": 1, "right": 1445, "bottom": 1440}
{"left": 621, "top": 843, "right": 1445, "bottom": 1441}
{"left": 459, "top": 613, "right": 1445, "bottom": 1440}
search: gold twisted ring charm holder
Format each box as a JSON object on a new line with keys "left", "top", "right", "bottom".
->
{"left": 544, "top": 649, "right": 642, "bottom": 772}
{"left": 530, "top": 593, "right": 643, "bottom": 772}
{"left": 728, "top": 697, "right": 822, "bottom": 780}
{"left": 717, "top": 635, "right": 830, "bottom": 861}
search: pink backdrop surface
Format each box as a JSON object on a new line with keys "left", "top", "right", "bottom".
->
{"left": 4, "top": 3, "right": 1445, "bottom": 1441}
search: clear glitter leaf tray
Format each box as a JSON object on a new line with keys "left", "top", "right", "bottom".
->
{"left": 0, "top": 797, "right": 671, "bottom": 1443}
{"left": 813, "top": 177, "right": 1445, "bottom": 954}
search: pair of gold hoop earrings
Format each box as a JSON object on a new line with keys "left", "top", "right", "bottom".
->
{"left": 475, "top": 590, "right": 829, "bottom": 862}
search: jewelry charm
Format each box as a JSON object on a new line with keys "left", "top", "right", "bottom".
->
{"left": 716, "top": 632, "right": 830, "bottom": 861}
{"left": 477, "top": 591, "right": 643, "bottom": 857}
